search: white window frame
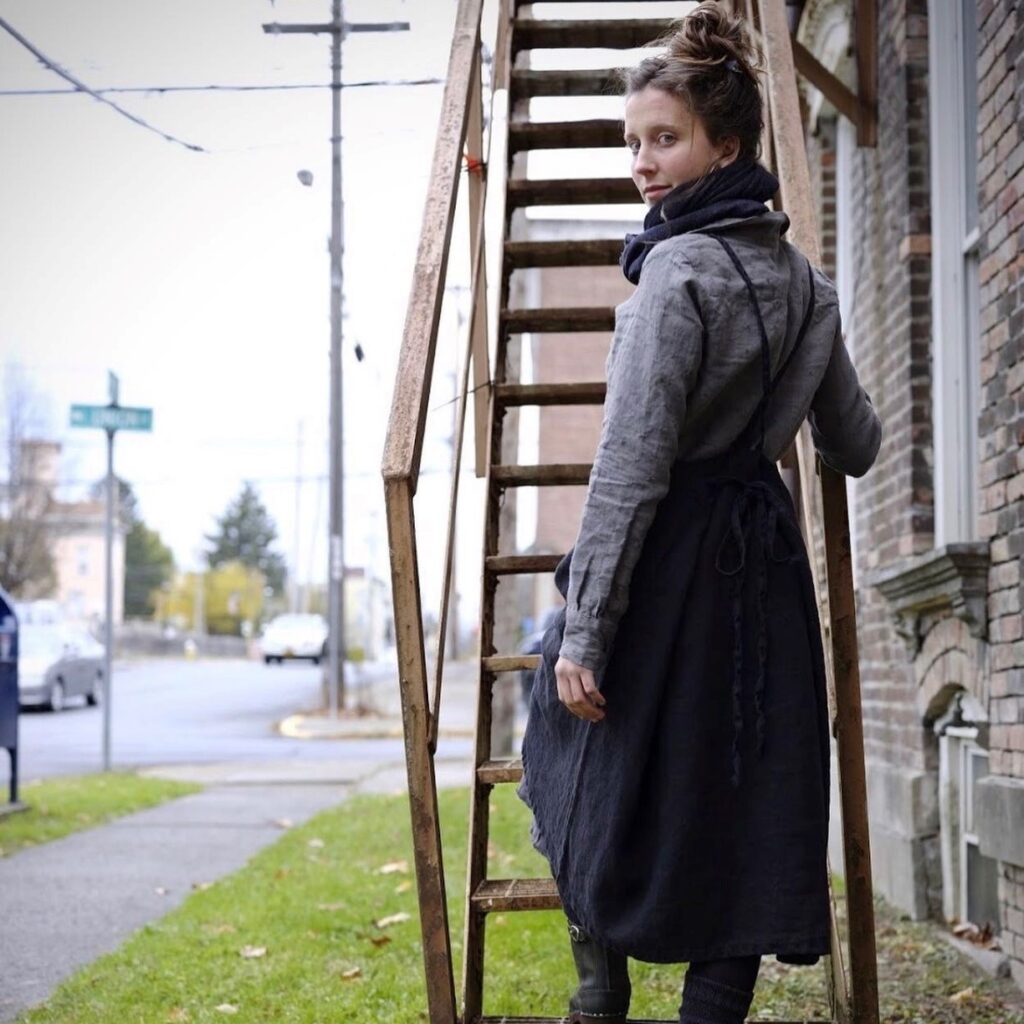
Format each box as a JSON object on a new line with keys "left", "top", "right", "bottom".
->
{"left": 927, "top": 0, "right": 981, "bottom": 545}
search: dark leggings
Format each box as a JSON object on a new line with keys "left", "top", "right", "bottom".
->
{"left": 687, "top": 953, "right": 761, "bottom": 991}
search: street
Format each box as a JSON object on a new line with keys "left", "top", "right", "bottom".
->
{"left": 4, "top": 656, "right": 472, "bottom": 783}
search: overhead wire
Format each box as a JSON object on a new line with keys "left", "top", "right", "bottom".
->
{"left": 0, "top": 77, "right": 445, "bottom": 97}
{"left": 0, "top": 15, "right": 207, "bottom": 153}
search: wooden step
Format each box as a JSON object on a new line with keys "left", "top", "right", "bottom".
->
{"left": 501, "top": 307, "right": 615, "bottom": 333}
{"left": 495, "top": 382, "right": 606, "bottom": 407}
{"left": 472, "top": 877, "right": 561, "bottom": 912}
{"left": 476, "top": 757, "right": 523, "bottom": 784}
{"left": 512, "top": 18, "right": 675, "bottom": 52}
{"left": 485, "top": 553, "right": 563, "bottom": 575}
{"left": 492, "top": 464, "right": 592, "bottom": 487}
{"left": 511, "top": 67, "right": 625, "bottom": 99}
{"left": 507, "top": 176, "right": 637, "bottom": 208}
{"left": 505, "top": 239, "right": 625, "bottom": 269}
{"left": 509, "top": 119, "right": 623, "bottom": 153}
{"left": 482, "top": 654, "right": 540, "bottom": 673}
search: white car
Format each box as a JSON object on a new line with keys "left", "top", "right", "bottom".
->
{"left": 18, "top": 624, "right": 105, "bottom": 711}
{"left": 259, "top": 614, "right": 329, "bottom": 665}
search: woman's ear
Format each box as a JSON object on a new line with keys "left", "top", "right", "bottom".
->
{"left": 717, "top": 136, "right": 741, "bottom": 167}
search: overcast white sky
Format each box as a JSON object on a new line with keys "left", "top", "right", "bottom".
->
{"left": 0, "top": 0, "right": 679, "bottom": 624}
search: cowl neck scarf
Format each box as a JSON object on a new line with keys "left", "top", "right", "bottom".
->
{"left": 621, "top": 157, "right": 780, "bottom": 284}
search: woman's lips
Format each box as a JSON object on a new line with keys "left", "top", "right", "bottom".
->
{"left": 645, "top": 185, "right": 670, "bottom": 198}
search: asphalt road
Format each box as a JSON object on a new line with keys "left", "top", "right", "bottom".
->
{"left": 2, "top": 656, "right": 448, "bottom": 783}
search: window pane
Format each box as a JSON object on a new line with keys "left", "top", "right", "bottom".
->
{"left": 962, "top": 0, "right": 979, "bottom": 234}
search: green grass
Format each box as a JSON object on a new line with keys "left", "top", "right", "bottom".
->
{"left": 14, "top": 785, "right": 1024, "bottom": 1023}
{"left": 0, "top": 773, "right": 201, "bottom": 858}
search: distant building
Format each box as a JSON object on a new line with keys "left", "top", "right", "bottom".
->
{"left": 18, "top": 440, "right": 127, "bottom": 625}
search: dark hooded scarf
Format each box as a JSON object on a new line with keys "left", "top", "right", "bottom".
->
{"left": 620, "top": 156, "right": 780, "bottom": 284}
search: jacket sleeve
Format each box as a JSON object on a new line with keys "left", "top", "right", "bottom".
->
{"left": 559, "top": 248, "right": 703, "bottom": 676}
{"left": 807, "top": 316, "right": 883, "bottom": 478}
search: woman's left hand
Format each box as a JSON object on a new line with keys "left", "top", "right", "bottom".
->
{"left": 554, "top": 656, "right": 606, "bottom": 722}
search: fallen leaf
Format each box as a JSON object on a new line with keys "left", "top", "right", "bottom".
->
{"left": 375, "top": 860, "right": 409, "bottom": 875}
{"left": 308, "top": 838, "right": 325, "bottom": 849}
{"left": 375, "top": 912, "right": 411, "bottom": 929}
{"left": 239, "top": 945, "right": 267, "bottom": 959}
{"left": 214, "top": 1005, "right": 238, "bottom": 1015}
{"left": 166, "top": 1009, "right": 190, "bottom": 1023}
{"left": 207, "top": 923, "right": 237, "bottom": 936}
{"left": 949, "top": 987, "right": 976, "bottom": 1004}
{"left": 191, "top": 882, "right": 213, "bottom": 892}
{"left": 394, "top": 880, "right": 412, "bottom": 894}
{"left": 274, "top": 868, "right": 291, "bottom": 881}
{"left": 340, "top": 966, "right": 362, "bottom": 980}
{"left": 273, "top": 817, "right": 293, "bottom": 829}
{"left": 154, "top": 887, "right": 169, "bottom": 896}
{"left": 317, "top": 901, "right": 346, "bottom": 912}
{"left": 369, "top": 934, "right": 392, "bottom": 948}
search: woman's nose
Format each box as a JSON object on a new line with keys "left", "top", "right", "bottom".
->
{"left": 633, "top": 144, "right": 656, "bottom": 175}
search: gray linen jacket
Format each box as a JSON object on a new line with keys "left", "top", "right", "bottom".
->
{"left": 559, "top": 209, "right": 883, "bottom": 674}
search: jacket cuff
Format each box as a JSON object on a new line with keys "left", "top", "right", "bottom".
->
{"left": 559, "top": 609, "right": 615, "bottom": 676}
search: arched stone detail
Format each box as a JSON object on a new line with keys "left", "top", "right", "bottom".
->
{"left": 795, "top": 0, "right": 856, "bottom": 131}
{"left": 916, "top": 617, "right": 989, "bottom": 724}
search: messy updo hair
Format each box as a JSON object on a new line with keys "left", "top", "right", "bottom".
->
{"left": 621, "top": 1, "right": 766, "bottom": 164}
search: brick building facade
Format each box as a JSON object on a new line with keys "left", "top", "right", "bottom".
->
{"left": 799, "top": 0, "right": 1024, "bottom": 986}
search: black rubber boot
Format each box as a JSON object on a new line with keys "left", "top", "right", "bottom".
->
{"left": 678, "top": 972, "right": 754, "bottom": 1023}
{"left": 566, "top": 921, "right": 631, "bottom": 1024}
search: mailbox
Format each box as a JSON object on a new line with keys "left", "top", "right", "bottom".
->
{"left": 0, "top": 586, "right": 18, "bottom": 805}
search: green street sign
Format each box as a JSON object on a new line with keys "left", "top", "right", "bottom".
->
{"left": 70, "top": 404, "right": 153, "bottom": 432}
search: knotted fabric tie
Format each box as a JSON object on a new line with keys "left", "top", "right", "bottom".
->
{"left": 710, "top": 476, "right": 804, "bottom": 787}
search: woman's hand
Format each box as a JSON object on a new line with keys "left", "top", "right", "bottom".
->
{"left": 555, "top": 656, "right": 606, "bottom": 722}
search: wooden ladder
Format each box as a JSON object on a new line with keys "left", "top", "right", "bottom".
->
{"left": 383, "top": 2, "right": 881, "bottom": 1023}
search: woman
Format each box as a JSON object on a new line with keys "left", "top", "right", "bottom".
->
{"left": 517, "top": 4, "right": 883, "bottom": 1023}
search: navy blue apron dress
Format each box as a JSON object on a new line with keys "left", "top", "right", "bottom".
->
{"left": 519, "top": 235, "right": 832, "bottom": 965}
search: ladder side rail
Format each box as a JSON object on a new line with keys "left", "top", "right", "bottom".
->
{"left": 431, "top": 42, "right": 493, "bottom": 752}
{"left": 754, "top": 1, "right": 879, "bottom": 1021}
{"left": 383, "top": 478, "right": 459, "bottom": 1024}
{"left": 382, "top": 0, "right": 485, "bottom": 487}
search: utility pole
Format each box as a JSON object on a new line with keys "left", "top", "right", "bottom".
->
{"left": 263, "top": 4, "right": 408, "bottom": 716}
{"left": 293, "top": 418, "right": 304, "bottom": 614}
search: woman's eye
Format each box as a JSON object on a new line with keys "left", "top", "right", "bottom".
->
{"left": 658, "top": 133, "right": 676, "bottom": 145}
{"left": 626, "top": 140, "right": 640, "bottom": 155}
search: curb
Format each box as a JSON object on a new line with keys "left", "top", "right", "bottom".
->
{"left": 277, "top": 713, "right": 477, "bottom": 741}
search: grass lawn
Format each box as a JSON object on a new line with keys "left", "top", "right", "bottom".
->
{"left": 0, "top": 773, "right": 201, "bottom": 858}
{"left": 15, "top": 785, "right": 1024, "bottom": 1024}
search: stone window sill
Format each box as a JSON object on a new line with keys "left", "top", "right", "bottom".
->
{"left": 864, "top": 542, "right": 990, "bottom": 656}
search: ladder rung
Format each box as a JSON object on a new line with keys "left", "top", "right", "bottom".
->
{"left": 505, "top": 239, "right": 624, "bottom": 269}
{"left": 501, "top": 307, "right": 615, "bottom": 333}
{"left": 476, "top": 758, "right": 523, "bottom": 784}
{"left": 508, "top": 177, "right": 637, "bottom": 208}
{"left": 495, "top": 382, "right": 606, "bottom": 407}
{"left": 482, "top": 654, "right": 540, "bottom": 673}
{"left": 472, "top": 878, "right": 561, "bottom": 912}
{"left": 492, "top": 464, "right": 592, "bottom": 487}
{"left": 485, "top": 553, "right": 564, "bottom": 575}
{"left": 509, "top": 119, "right": 623, "bottom": 153}
{"left": 512, "top": 18, "right": 675, "bottom": 52}
{"left": 511, "top": 67, "right": 625, "bottom": 100}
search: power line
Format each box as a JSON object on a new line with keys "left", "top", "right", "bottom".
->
{"left": 0, "top": 77, "right": 445, "bottom": 97}
{"left": 0, "top": 15, "right": 206, "bottom": 153}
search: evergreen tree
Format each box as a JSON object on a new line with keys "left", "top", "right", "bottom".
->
{"left": 124, "top": 521, "right": 175, "bottom": 618}
{"left": 205, "top": 482, "right": 287, "bottom": 596}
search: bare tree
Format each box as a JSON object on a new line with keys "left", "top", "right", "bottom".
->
{"left": 0, "top": 363, "right": 57, "bottom": 597}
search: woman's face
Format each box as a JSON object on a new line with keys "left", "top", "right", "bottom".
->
{"left": 624, "top": 85, "right": 737, "bottom": 206}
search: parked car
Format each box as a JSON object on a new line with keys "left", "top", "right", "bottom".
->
{"left": 259, "top": 613, "right": 329, "bottom": 665}
{"left": 18, "top": 624, "right": 105, "bottom": 711}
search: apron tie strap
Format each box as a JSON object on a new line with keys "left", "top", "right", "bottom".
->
{"left": 711, "top": 477, "right": 803, "bottom": 786}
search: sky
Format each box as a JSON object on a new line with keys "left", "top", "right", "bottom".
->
{"left": 0, "top": 0, "right": 680, "bottom": 626}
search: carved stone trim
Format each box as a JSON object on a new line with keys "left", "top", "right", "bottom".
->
{"left": 865, "top": 543, "right": 990, "bottom": 657}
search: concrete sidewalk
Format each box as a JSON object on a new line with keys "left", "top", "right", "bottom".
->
{"left": 0, "top": 754, "right": 475, "bottom": 1023}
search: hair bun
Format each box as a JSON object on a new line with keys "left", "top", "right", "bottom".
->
{"left": 665, "top": 0, "right": 760, "bottom": 78}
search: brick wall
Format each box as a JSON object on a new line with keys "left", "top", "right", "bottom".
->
{"left": 977, "top": 0, "right": 1024, "bottom": 987}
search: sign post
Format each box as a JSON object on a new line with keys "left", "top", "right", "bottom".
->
{"left": 70, "top": 376, "right": 152, "bottom": 771}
